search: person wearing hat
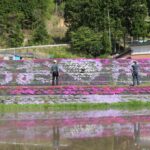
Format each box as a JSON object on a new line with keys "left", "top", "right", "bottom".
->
{"left": 131, "top": 61, "right": 140, "bottom": 86}
{"left": 51, "top": 60, "right": 59, "bottom": 85}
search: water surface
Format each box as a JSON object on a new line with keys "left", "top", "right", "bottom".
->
{"left": 0, "top": 109, "right": 150, "bottom": 150}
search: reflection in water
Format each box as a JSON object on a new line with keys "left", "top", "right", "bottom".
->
{"left": 53, "top": 126, "right": 60, "bottom": 150}
{"left": 1, "top": 110, "right": 150, "bottom": 150}
{"left": 134, "top": 122, "right": 140, "bottom": 149}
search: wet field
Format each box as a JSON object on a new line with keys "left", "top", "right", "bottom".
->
{"left": 0, "top": 110, "right": 150, "bottom": 150}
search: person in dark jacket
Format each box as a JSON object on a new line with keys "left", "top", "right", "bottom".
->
{"left": 131, "top": 61, "right": 140, "bottom": 86}
{"left": 51, "top": 60, "right": 59, "bottom": 85}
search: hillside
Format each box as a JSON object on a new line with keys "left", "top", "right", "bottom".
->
{"left": 0, "top": 0, "right": 67, "bottom": 48}
{"left": 0, "top": 0, "right": 150, "bottom": 58}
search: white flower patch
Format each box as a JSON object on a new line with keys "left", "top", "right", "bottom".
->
{"left": 43, "top": 61, "right": 52, "bottom": 68}
{"left": 32, "top": 70, "right": 50, "bottom": 74}
{"left": 0, "top": 72, "right": 13, "bottom": 85}
{"left": 16, "top": 73, "right": 34, "bottom": 85}
{"left": 112, "top": 61, "right": 120, "bottom": 82}
{"left": 35, "top": 77, "right": 50, "bottom": 84}
{"left": 34, "top": 72, "right": 50, "bottom": 84}
{"left": 60, "top": 59, "right": 102, "bottom": 81}
{"left": 17, "top": 60, "right": 40, "bottom": 73}
{"left": 140, "top": 72, "right": 148, "bottom": 76}
{"left": 112, "top": 60, "right": 133, "bottom": 82}
{"left": 0, "top": 62, "right": 11, "bottom": 70}
{"left": 16, "top": 60, "right": 34, "bottom": 72}
{"left": 143, "top": 67, "right": 150, "bottom": 72}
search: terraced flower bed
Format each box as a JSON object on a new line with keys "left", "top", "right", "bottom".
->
{"left": 0, "top": 85, "right": 149, "bottom": 95}
{"left": 0, "top": 58, "right": 149, "bottom": 104}
{"left": 0, "top": 58, "right": 149, "bottom": 85}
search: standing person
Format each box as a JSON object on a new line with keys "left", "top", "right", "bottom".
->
{"left": 51, "top": 60, "right": 59, "bottom": 85}
{"left": 131, "top": 61, "right": 140, "bottom": 86}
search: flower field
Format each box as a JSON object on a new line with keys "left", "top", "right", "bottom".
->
{"left": 0, "top": 58, "right": 149, "bottom": 149}
{"left": 0, "top": 58, "right": 149, "bottom": 85}
{"left": 0, "top": 85, "right": 149, "bottom": 95}
{"left": 0, "top": 58, "right": 149, "bottom": 104}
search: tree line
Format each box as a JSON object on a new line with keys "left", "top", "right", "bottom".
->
{"left": 0, "top": 0, "right": 55, "bottom": 47}
{"left": 0, "top": 0, "right": 149, "bottom": 57}
{"left": 64, "top": 0, "right": 150, "bottom": 57}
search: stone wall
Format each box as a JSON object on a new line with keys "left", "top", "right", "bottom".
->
{"left": 0, "top": 58, "right": 149, "bottom": 85}
{"left": 0, "top": 95, "right": 150, "bottom": 104}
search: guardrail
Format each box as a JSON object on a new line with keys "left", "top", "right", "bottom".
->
{"left": 0, "top": 44, "right": 70, "bottom": 51}
{"left": 129, "top": 40, "right": 150, "bottom": 46}
{"left": 0, "top": 44, "right": 70, "bottom": 59}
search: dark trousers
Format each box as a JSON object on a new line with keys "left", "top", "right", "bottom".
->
{"left": 52, "top": 72, "right": 59, "bottom": 85}
{"left": 132, "top": 73, "right": 140, "bottom": 86}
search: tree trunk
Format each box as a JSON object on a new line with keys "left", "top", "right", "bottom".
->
{"left": 123, "top": 34, "right": 126, "bottom": 50}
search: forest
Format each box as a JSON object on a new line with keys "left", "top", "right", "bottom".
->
{"left": 0, "top": 0, "right": 150, "bottom": 57}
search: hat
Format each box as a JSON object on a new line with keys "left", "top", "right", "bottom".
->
{"left": 53, "top": 60, "right": 57, "bottom": 63}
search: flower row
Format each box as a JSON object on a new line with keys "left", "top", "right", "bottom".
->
{"left": 0, "top": 58, "right": 149, "bottom": 85}
{"left": 0, "top": 85, "right": 149, "bottom": 95}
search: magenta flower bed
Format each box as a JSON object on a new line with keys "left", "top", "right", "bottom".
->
{"left": 0, "top": 85, "right": 149, "bottom": 95}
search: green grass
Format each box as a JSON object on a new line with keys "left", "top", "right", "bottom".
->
{"left": 0, "top": 100, "right": 150, "bottom": 112}
{"left": 16, "top": 46, "right": 86, "bottom": 58}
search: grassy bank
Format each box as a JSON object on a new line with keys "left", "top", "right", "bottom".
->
{"left": 15, "top": 46, "right": 82, "bottom": 58}
{"left": 0, "top": 101, "right": 150, "bottom": 112}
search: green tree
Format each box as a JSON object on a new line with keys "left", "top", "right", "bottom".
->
{"left": 131, "top": 2, "right": 148, "bottom": 38}
{"left": 7, "top": 25, "right": 24, "bottom": 47}
{"left": 0, "top": 0, "right": 55, "bottom": 47}
{"left": 31, "top": 21, "right": 50, "bottom": 45}
{"left": 122, "top": 0, "right": 148, "bottom": 36}
{"left": 101, "top": 31, "right": 111, "bottom": 54}
{"left": 19, "top": 0, "right": 54, "bottom": 29}
{"left": 64, "top": 0, "right": 149, "bottom": 55}
{"left": 147, "top": 0, "right": 150, "bottom": 15}
{"left": 64, "top": 0, "right": 122, "bottom": 54}
{"left": 71, "top": 27, "right": 102, "bottom": 57}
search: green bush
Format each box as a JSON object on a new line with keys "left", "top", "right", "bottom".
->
{"left": 31, "top": 21, "right": 53, "bottom": 45}
{"left": 71, "top": 27, "right": 102, "bottom": 57}
{"left": 101, "top": 31, "right": 112, "bottom": 54}
{"left": 7, "top": 25, "right": 24, "bottom": 47}
{"left": 36, "top": 46, "right": 81, "bottom": 58}
{"left": 0, "top": 0, "right": 56, "bottom": 47}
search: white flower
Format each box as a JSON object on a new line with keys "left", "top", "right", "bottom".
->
{"left": 0, "top": 72, "right": 13, "bottom": 85}
{"left": 16, "top": 73, "right": 34, "bottom": 85}
{"left": 60, "top": 59, "right": 102, "bottom": 81}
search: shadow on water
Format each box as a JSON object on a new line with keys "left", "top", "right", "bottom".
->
{"left": 1, "top": 110, "right": 150, "bottom": 150}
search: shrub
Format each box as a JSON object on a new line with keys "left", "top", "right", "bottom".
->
{"left": 70, "top": 26, "right": 102, "bottom": 57}
{"left": 7, "top": 25, "right": 24, "bottom": 47}
{"left": 31, "top": 21, "right": 53, "bottom": 45}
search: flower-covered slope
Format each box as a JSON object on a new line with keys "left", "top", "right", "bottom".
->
{"left": 0, "top": 58, "right": 149, "bottom": 85}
